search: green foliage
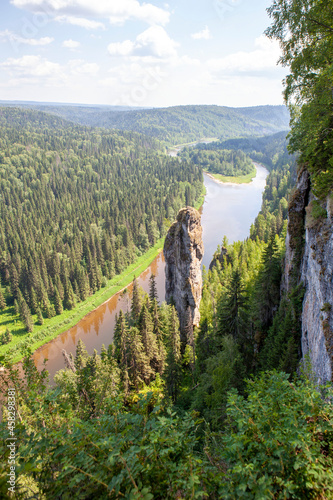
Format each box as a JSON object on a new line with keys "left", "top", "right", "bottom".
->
{"left": 0, "top": 328, "right": 11, "bottom": 345}
{"left": 266, "top": 0, "right": 333, "bottom": 198}
{"left": 0, "top": 107, "right": 203, "bottom": 350}
{"left": 260, "top": 284, "right": 305, "bottom": 374}
{"left": 180, "top": 148, "right": 254, "bottom": 178}
{"left": 219, "top": 371, "right": 333, "bottom": 499}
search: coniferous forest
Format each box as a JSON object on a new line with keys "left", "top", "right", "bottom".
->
{"left": 0, "top": 107, "right": 203, "bottom": 357}
{"left": 1, "top": 0, "right": 333, "bottom": 498}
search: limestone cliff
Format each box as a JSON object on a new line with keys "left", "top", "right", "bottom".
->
{"left": 164, "top": 207, "right": 204, "bottom": 341}
{"left": 301, "top": 195, "right": 333, "bottom": 383}
{"left": 283, "top": 167, "right": 333, "bottom": 382}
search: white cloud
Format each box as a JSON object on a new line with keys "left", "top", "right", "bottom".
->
{"left": 191, "top": 26, "right": 211, "bottom": 40}
{"left": 68, "top": 59, "right": 99, "bottom": 75}
{"left": 108, "top": 40, "right": 134, "bottom": 57}
{"left": 1, "top": 55, "right": 60, "bottom": 77}
{"left": 207, "top": 35, "right": 281, "bottom": 74}
{"left": 0, "top": 29, "right": 53, "bottom": 46}
{"left": 108, "top": 26, "right": 178, "bottom": 60}
{"left": 62, "top": 39, "right": 80, "bottom": 49}
{"left": 11, "top": 0, "right": 170, "bottom": 26}
{"left": 55, "top": 15, "right": 105, "bottom": 30}
{"left": 0, "top": 54, "right": 99, "bottom": 85}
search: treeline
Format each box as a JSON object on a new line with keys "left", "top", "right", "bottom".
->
{"left": 1, "top": 103, "right": 290, "bottom": 146}
{"left": 0, "top": 107, "right": 203, "bottom": 337}
{"left": 194, "top": 130, "right": 294, "bottom": 171}
{"left": 179, "top": 147, "right": 254, "bottom": 177}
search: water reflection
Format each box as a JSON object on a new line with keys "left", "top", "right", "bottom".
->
{"left": 34, "top": 253, "right": 165, "bottom": 381}
{"left": 34, "top": 165, "right": 268, "bottom": 381}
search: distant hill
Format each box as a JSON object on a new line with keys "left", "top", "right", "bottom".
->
{"left": 0, "top": 101, "right": 289, "bottom": 146}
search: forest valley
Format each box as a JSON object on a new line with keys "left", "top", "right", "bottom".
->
{"left": 1, "top": 0, "right": 333, "bottom": 498}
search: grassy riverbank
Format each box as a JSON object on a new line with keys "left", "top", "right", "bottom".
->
{"left": 0, "top": 191, "right": 206, "bottom": 366}
{"left": 0, "top": 239, "right": 165, "bottom": 365}
{"left": 205, "top": 164, "right": 257, "bottom": 184}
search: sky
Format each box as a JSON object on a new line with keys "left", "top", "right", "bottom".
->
{"left": 0, "top": 0, "right": 288, "bottom": 108}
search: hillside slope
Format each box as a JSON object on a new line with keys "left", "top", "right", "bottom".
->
{"left": 0, "top": 102, "right": 290, "bottom": 145}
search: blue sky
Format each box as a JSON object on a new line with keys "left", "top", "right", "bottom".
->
{"left": 0, "top": 0, "right": 288, "bottom": 107}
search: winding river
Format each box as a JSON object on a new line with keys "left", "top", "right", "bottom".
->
{"left": 33, "top": 163, "right": 268, "bottom": 381}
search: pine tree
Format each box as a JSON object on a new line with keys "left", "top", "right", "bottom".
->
{"left": 64, "top": 278, "right": 76, "bottom": 310}
{"left": 14, "top": 299, "right": 19, "bottom": 316}
{"left": 75, "top": 338, "right": 88, "bottom": 370}
{"left": 217, "top": 269, "right": 250, "bottom": 344}
{"left": 113, "top": 310, "right": 129, "bottom": 367}
{"left": 37, "top": 307, "right": 44, "bottom": 326}
{"left": 149, "top": 273, "right": 158, "bottom": 304}
{"left": 127, "top": 326, "right": 150, "bottom": 389}
{"left": 131, "top": 277, "right": 141, "bottom": 324}
{"left": 10, "top": 263, "right": 19, "bottom": 299}
{"left": 139, "top": 303, "right": 160, "bottom": 377}
{"left": 254, "top": 235, "right": 282, "bottom": 331}
{"left": 20, "top": 298, "right": 34, "bottom": 333}
{"left": 54, "top": 286, "right": 63, "bottom": 315}
{"left": 165, "top": 306, "right": 182, "bottom": 401}
{"left": 0, "top": 284, "right": 6, "bottom": 310}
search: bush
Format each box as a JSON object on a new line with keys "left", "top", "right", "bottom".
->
{"left": 219, "top": 371, "right": 333, "bottom": 499}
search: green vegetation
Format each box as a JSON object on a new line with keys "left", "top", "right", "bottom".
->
{"left": 266, "top": 0, "right": 333, "bottom": 199}
{"left": 179, "top": 148, "right": 256, "bottom": 183}
{"left": 1, "top": 113, "right": 332, "bottom": 498}
{"left": 206, "top": 168, "right": 257, "bottom": 184}
{"left": 2, "top": 1, "right": 333, "bottom": 492}
{"left": 0, "top": 239, "right": 164, "bottom": 364}
{"left": 0, "top": 107, "right": 203, "bottom": 362}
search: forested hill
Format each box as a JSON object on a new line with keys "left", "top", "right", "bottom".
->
{"left": 0, "top": 102, "right": 290, "bottom": 145}
{"left": 0, "top": 107, "right": 203, "bottom": 357}
{"left": 195, "top": 130, "right": 293, "bottom": 170}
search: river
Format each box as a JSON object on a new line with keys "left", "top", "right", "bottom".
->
{"left": 34, "top": 164, "right": 268, "bottom": 381}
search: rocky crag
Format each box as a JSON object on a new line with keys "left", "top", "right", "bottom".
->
{"left": 283, "top": 167, "right": 333, "bottom": 383}
{"left": 164, "top": 207, "right": 204, "bottom": 343}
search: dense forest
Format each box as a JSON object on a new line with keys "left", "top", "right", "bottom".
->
{"left": 195, "top": 130, "right": 293, "bottom": 171}
{"left": 179, "top": 147, "right": 255, "bottom": 178}
{"left": 0, "top": 103, "right": 290, "bottom": 146}
{"left": 1, "top": 0, "right": 333, "bottom": 496}
{"left": 1, "top": 123, "right": 332, "bottom": 498}
{"left": 0, "top": 107, "right": 203, "bottom": 356}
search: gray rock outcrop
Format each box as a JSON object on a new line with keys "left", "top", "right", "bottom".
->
{"left": 283, "top": 166, "right": 333, "bottom": 383}
{"left": 301, "top": 195, "right": 333, "bottom": 383}
{"left": 164, "top": 207, "right": 204, "bottom": 341}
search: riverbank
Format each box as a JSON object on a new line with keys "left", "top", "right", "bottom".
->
{"left": 204, "top": 164, "right": 257, "bottom": 186}
{"left": 0, "top": 239, "right": 165, "bottom": 365}
{"left": 0, "top": 189, "right": 205, "bottom": 366}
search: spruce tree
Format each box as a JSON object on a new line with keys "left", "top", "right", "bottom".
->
{"left": 131, "top": 277, "right": 141, "bottom": 324}
{"left": 75, "top": 338, "right": 88, "bottom": 370}
{"left": 149, "top": 273, "right": 158, "bottom": 304}
{"left": 37, "top": 307, "right": 44, "bottom": 326}
{"left": 127, "top": 326, "right": 150, "bottom": 389}
{"left": 0, "top": 285, "right": 6, "bottom": 310}
{"left": 64, "top": 278, "right": 76, "bottom": 310}
{"left": 113, "top": 310, "right": 129, "bottom": 367}
{"left": 165, "top": 306, "right": 182, "bottom": 401}
{"left": 54, "top": 286, "right": 63, "bottom": 315}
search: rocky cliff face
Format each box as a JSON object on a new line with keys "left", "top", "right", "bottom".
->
{"left": 164, "top": 207, "right": 204, "bottom": 341}
{"left": 284, "top": 167, "right": 333, "bottom": 383}
{"left": 301, "top": 195, "right": 333, "bottom": 383}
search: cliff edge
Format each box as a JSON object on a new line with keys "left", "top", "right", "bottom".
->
{"left": 284, "top": 167, "right": 333, "bottom": 383}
